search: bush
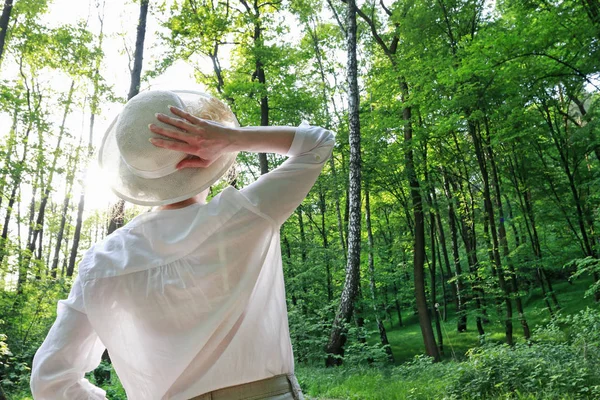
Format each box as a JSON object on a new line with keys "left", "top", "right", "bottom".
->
{"left": 448, "top": 342, "right": 600, "bottom": 399}
{"left": 448, "top": 308, "right": 600, "bottom": 400}
{"left": 87, "top": 361, "right": 127, "bottom": 400}
{"left": 0, "top": 329, "right": 32, "bottom": 397}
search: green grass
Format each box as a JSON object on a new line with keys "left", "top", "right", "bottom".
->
{"left": 375, "top": 277, "right": 596, "bottom": 364}
{"left": 295, "top": 277, "right": 600, "bottom": 400}
{"left": 296, "top": 364, "right": 455, "bottom": 400}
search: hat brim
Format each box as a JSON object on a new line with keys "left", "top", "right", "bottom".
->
{"left": 98, "top": 90, "right": 239, "bottom": 206}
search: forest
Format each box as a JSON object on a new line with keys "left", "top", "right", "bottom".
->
{"left": 0, "top": 0, "right": 599, "bottom": 398}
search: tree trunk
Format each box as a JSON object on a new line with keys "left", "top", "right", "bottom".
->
{"left": 282, "top": 235, "right": 298, "bottom": 307}
{"left": 450, "top": 175, "right": 485, "bottom": 336}
{"left": 51, "top": 186, "right": 71, "bottom": 277}
{"left": 393, "top": 282, "right": 403, "bottom": 327}
{"left": 247, "top": 2, "right": 270, "bottom": 175}
{"left": 0, "top": 109, "right": 18, "bottom": 212}
{"left": 508, "top": 151, "right": 560, "bottom": 315}
{"left": 469, "top": 119, "right": 513, "bottom": 345}
{"left": 540, "top": 100, "right": 598, "bottom": 297}
{"left": 25, "top": 81, "right": 75, "bottom": 272}
{"left": 442, "top": 172, "right": 467, "bottom": 332}
{"left": 61, "top": 216, "right": 72, "bottom": 277}
{"left": 365, "top": 185, "right": 394, "bottom": 362}
{"left": 325, "top": 0, "right": 362, "bottom": 366}
{"left": 108, "top": 0, "right": 149, "bottom": 236}
{"left": 541, "top": 102, "right": 594, "bottom": 257}
{"left": 296, "top": 207, "right": 308, "bottom": 313}
{"left": 330, "top": 156, "right": 346, "bottom": 258}
{"left": 432, "top": 188, "right": 455, "bottom": 317}
{"left": 483, "top": 118, "right": 530, "bottom": 340}
{"left": 429, "top": 212, "right": 444, "bottom": 356}
{"left": 318, "top": 183, "right": 333, "bottom": 301}
{"left": 403, "top": 89, "right": 439, "bottom": 361}
{"left": 297, "top": 208, "right": 307, "bottom": 263}
{"left": 435, "top": 234, "right": 448, "bottom": 321}
{"left": 0, "top": 0, "right": 13, "bottom": 66}
{"left": 52, "top": 147, "right": 81, "bottom": 277}
{"left": 68, "top": 1, "right": 105, "bottom": 276}
{"left": 1, "top": 79, "right": 40, "bottom": 277}
{"left": 128, "top": 0, "right": 149, "bottom": 100}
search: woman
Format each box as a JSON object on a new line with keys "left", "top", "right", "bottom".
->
{"left": 30, "top": 90, "right": 335, "bottom": 399}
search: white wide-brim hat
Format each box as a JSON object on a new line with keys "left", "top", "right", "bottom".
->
{"left": 99, "top": 90, "right": 239, "bottom": 206}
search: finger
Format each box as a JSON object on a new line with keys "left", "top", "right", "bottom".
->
{"left": 155, "top": 113, "right": 201, "bottom": 134}
{"left": 177, "top": 157, "right": 211, "bottom": 169}
{"left": 149, "top": 123, "right": 192, "bottom": 142}
{"left": 149, "top": 138, "right": 197, "bottom": 154}
{"left": 169, "top": 106, "right": 204, "bottom": 125}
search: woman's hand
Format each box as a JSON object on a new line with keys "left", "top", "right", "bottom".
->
{"left": 149, "top": 106, "right": 237, "bottom": 169}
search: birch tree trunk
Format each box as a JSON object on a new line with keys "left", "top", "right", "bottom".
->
{"left": 325, "top": 0, "right": 362, "bottom": 366}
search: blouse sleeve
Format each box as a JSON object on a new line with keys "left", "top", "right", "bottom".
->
{"left": 239, "top": 123, "right": 335, "bottom": 226}
{"left": 30, "top": 276, "right": 107, "bottom": 400}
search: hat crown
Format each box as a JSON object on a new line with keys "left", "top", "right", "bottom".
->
{"left": 115, "top": 90, "right": 186, "bottom": 178}
{"left": 99, "top": 89, "right": 240, "bottom": 206}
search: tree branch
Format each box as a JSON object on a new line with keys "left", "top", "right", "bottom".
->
{"left": 257, "top": 1, "right": 281, "bottom": 8}
{"left": 304, "top": 209, "right": 324, "bottom": 237}
{"left": 326, "top": 0, "right": 347, "bottom": 37}
{"left": 493, "top": 52, "right": 600, "bottom": 91}
{"left": 379, "top": 0, "right": 392, "bottom": 16}
{"left": 238, "top": 0, "right": 252, "bottom": 13}
{"left": 355, "top": 5, "right": 390, "bottom": 55}
{"left": 219, "top": 1, "right": 244, "bottom": 14}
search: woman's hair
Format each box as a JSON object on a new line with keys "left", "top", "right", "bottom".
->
{"left": 185, "top": 96, "right": 239, "bottom": 128}
{"left": 223, "top": 161, "right": 239, "bottom": 187}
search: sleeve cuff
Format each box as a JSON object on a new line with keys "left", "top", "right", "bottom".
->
{"left": 286, "top": 122, "right": 310, "bottom": 157}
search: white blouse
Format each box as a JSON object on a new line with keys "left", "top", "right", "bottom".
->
{"left": 30, "top": 123, "right": 335, "bottom": 400}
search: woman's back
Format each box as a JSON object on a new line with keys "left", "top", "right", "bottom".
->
{"left": 83, "top": 187, "right": 291, "bottom": 399}
{"left": 30, "top": 121, "right": 335, "bottom": 400}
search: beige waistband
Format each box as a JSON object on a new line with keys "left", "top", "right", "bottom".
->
{"left": 188, "top": 373, "right": 303, "bottom": 400}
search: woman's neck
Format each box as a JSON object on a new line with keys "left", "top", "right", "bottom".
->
{"left": 157, "top": 197, "right": 201, "bottom": 211}
{"left": 155, "top": 189, "right": 209, "bottom": 211}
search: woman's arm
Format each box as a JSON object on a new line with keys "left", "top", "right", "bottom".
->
{"left": 238, "top": 122, "right": 335, "bottom": 225}
{"left": 228, "top": 125, "right": 296, "bottom": 155}
{"left": 30, "top": 277, "right": 107, "bottom": 400}
{"left": 149, "top": 106, "right": 296, "bottom": 168}
{"left": 150, "top": 106, "right": 335, "bottom": 225}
